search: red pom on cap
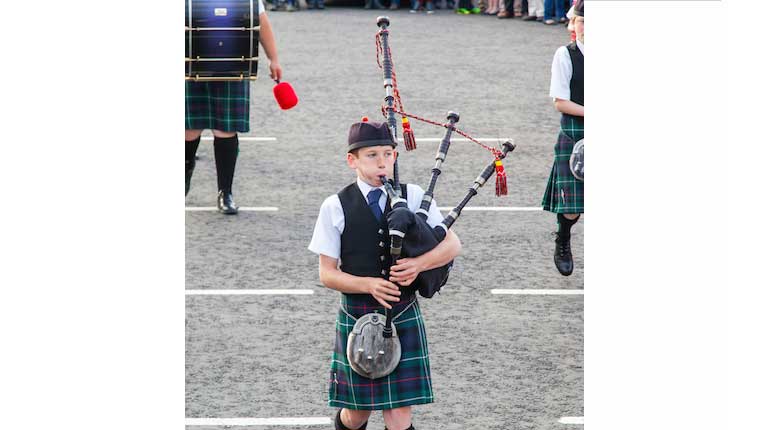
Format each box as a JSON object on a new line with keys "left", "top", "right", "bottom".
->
{"left": 361, "top": 117, "right": 369, "bottom": 122}
{"left": 273, "top": 81, "right": 298, "bottom": 110}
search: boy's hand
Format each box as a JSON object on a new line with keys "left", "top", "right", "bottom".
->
{"left": 366, "top": 278, "right": 401, "bottom": 309}
{"left": 269, "top": 61, "right": 283, "bottom": 82}
{"left": 389, "top": 257, "right": 424, "bottom": 287}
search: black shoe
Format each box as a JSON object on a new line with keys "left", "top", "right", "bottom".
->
{"left": 185, "top": 160, "right": 195, "bottom": 196}
{"left": 553, "top": 232, "right": 574, "bottom": 276}
{"left": 217, "top": 191, "right": 239, "bottom": 214}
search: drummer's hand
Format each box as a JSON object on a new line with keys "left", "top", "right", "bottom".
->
{"left": 389, "top": 257, "right": 424, "bottom": 287}
{"left": 269, "top": 61, "right": 283, "bottom": 82}
{"left": 366, "top": 278, "right": 401, "bottom": 310}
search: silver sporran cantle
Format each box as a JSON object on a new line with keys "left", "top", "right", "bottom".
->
{"left": 569, "top": 138, "right": 584, "bottom": 182}
{"left": 346, "top": 312, "right": 401, "bottom": 379}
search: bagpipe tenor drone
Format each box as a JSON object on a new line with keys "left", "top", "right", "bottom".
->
{"left": 346, "top": 17, "right": 518, "bottom": 380}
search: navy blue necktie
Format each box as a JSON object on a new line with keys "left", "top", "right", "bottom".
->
{"left": 367, "top": 189, "right": 383, "bottom": 222}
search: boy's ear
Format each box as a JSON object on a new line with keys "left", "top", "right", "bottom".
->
{"left": 346, "top": 151, "right": 357, "bottom": 169}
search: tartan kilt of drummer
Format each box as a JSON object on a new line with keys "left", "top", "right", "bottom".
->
{"left": 329, "top": 294, "right": 434, "bottom": 410}
{"left": 185, "top": 81, "right": 250, "bottom": 133}
{"left": 542, "top": 114, "right": 584, "bottom": 214}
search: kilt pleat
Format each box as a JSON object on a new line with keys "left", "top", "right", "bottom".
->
{"left": 328, "top": 294, "right": 434, "bottom": 410}
{"left": 185, "top": 81, "right": 250, "bottom": 132}
{"left": 542, "top": 115, "right": 584, "bottom": 214}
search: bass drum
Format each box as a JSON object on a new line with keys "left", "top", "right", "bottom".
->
{"left": 185, "top": 0, "right": 260, "bottom": 81}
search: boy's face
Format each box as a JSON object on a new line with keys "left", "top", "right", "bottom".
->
{"left": 347, "top": 145, "right": 398, "bottom": 187}
{"left": 574, "top": 16, "right": 584, "bottom": 42}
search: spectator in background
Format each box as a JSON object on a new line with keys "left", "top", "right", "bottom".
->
{"left": 544, "top": 0, "right": 566, "bottom": 24}
{"left": 269, "top": 0, "right": 286, "bottom": 11}
{"left": 410, "top": 0, "right": 435, "bottom": 13}
{"left": 365, "top": 0, "right": 386, "bottom": 9}
{"left": 307, "top": 0, "right": 325, "bottom": 9}
{"left": 523, "top": 0, "right": 543, "bottom": 21}
{"left": 542, "top": 0, "right": 584, "bottom": 276}
{"left": 485, "top": 0, "right": 499, "bottom": 15}
{"left": 497, "top": 0, "right": 526, "bottom": 18}
{"left": 497, "top": 0, "right": 511, "bottom": 18}
{"left": 285, "top": 0, "right": 300, "bottom": 11}
{"left": 457, "top": 0, "right": 480, "bottom": 14}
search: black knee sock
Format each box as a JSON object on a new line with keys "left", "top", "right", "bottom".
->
{"left": 185, "top": 136, "right": 201, "bottom": 167}
{"left": 557, "top": 213, "right": 580, "bottom": 241}
{"left": 213, "top": 134, "right": 238, "bottom": 193}
{"left": 335, "top": 409, "right": 367, "bottom": 430}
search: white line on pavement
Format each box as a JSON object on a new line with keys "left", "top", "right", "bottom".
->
{"left": 200, "top": 137, "right": 508, "bottom": 143}
{"left": 185, "top": 289, "right": 315, "bottom": 295}
{"left": 199, "top": 136, "right": 276, "bottom": 141}
{"left": 185, "top": 207, "right": 278, "bottom": 211}
{"left": 186, "top": 206, "right": 537, "bottom": 212}
{"left": 438, "top": 206, "right": 541, "bottom": 211}
{"left": 491, "top": 289, "right": 584, "bottom": 295}
{"left": 559, "top": 416, "right": 584, "bottom": 425}
{"left": 186, "top": 417, "right": 331, "bottom": 426}
{"left": 399, "top": 138, "right": 513, "bottom": 143}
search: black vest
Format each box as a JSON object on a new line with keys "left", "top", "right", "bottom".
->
{"left": 338, "top": 182, "right": 415, "bottom": 304}
{"left": 562, "top": 42, "right": 584, "bottom": 128}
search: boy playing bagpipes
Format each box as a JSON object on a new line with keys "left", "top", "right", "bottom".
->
{"left": 308, "top": 120, "right": 461, "bottom": 430}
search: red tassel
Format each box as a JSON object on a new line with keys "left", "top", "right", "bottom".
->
{"left": 401, "top": 117, "right": 417, "bottom": 151}
{"left": 494, "top": 159, "right": 508, "bottom": 196}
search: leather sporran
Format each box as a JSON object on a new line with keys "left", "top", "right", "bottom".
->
{"left": 346, "top": 312, "right": 401, "bottom": 379}
{"left": 569, "top": 138, "right": 584, "bottom": 181}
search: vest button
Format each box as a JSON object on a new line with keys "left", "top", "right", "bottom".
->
{"left": 378, "top": 229, "right": 384, "bottom": 235}
{"left": 380, "top": 255, "right": 385, "bottom": 261}
{"left": 381, "top": 269, "right": 386, "bottom": 275}
{"left": 378, "top": 241, "right": 384, "bottom": 247}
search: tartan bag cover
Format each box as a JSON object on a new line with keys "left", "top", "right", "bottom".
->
{"left": 329, "top": 294, "right": 434, "bottom": 410}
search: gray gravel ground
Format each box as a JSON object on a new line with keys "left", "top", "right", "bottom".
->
{"left": 187, "top": 7, "right": 582, "bottom": 429}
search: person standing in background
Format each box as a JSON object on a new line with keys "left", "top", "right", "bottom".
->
{"left": 541, "top": 0, "right": 583, "bottom": 275}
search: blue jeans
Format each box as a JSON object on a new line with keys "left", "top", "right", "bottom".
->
{"left": 544, "top": 0, "right": 566, "bottom": 20}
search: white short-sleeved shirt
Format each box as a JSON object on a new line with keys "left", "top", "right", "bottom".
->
{"left": 308, "top": 178, "right": 445, "bottom": 260}
{"left": 549, "top": 40, "right": 584, "bottom": 101}
{"left": 258, "top": 0, "right": 266, "bottom": 14}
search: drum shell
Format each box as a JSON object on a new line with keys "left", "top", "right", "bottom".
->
{"left": 186, "top": 0, "right": 259, "bottom": 81}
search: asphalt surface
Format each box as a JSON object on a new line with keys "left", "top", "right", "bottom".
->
{"left": 187, "top": 7, "right": 582, "bottom": 430}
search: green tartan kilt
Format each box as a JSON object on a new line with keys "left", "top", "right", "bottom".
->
{"left": 542, "top": 115, "right": 584, "bottom": 214}
{"left": 185, "top": 81, "right": 250, "bottom": 132}
{"left": 329, "top": 295, "right": 434, "bottom": 410}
